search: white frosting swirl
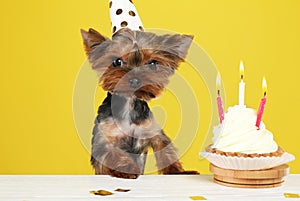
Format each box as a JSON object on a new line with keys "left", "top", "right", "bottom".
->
{"left": 212, "top": 105, "right": 278, "bottom": 154}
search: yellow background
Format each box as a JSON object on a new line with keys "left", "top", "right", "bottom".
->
{"left": 0, "top": 0, "right": 299, "bottom": 174}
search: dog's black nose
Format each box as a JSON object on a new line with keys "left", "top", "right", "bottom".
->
{"left": 129, "top": 78, "right": 141, "bottom": 89}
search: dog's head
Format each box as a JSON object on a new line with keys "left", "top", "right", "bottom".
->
{"left": 81, "top": 28, "right": 193, "bottom": 101}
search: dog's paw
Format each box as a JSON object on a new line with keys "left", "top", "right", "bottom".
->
{"left": 111, "top": 170, "right": 140, "bottom": 179}
{"left": 160, "top": 162, "right": 200, "bottom": 175}
{"left": 163, "top": 170, "right": 200, "bottom": 175}
{"left": 179, "top": 170, "right": 200, "bottom": 175}
{"left": 110, "top": 162, "right": 141, "bottom": 179}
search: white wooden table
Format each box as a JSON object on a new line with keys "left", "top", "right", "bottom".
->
{"left": 0, "top": 175, "right": 299, "bottom": 201}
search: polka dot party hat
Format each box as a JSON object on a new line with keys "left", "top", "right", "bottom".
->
{"left": 109, "top": 0, "right": 144, "bottom": 35}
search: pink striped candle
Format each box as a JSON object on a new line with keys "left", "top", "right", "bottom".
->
{"left": 217, "top": 92, "right": 224, "bottom": 123}
{"left": 256, "top": 77, "right": 267, "bottom": 128}
{"left": 216, "top": 73, "right": 224, "bottom": 123}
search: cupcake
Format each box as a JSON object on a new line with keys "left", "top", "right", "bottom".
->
{"left": 201, "top": 105, "right": 295, "bottom": 170}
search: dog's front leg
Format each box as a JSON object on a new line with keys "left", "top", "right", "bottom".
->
{"left": 91, "top": 134, "right": 141, "bottom": 179}
{"left": 150, "top": 131, "right": 185, "bottom": 174}
{"left": 96, "top": 148, "right": 141, "bottom": 179}
{"left": 150, "top": 131, "right": 199, "bottom": 175}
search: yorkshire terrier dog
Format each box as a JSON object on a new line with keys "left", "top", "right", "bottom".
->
{"left": 81, "top": 28, "right": 198, "bottom": 179}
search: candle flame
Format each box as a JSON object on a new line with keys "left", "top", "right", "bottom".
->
{"left": 240, "top": 60, "right": 244, "bottom": 80}
{"left": 262, "top": 77, "right": 267, "bottom": 96}
{"left": 216, "top": 73, "right": 221, "bottom": 95}
{"left": 216, "top": 73, "right": 221, "bottom": 87}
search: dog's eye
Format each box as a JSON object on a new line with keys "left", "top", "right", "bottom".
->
{"left": 147, "top": 60, "right": 158, "bottom": 71}
{"left": 112, "top": 58, "right": 124, "bottom": 67}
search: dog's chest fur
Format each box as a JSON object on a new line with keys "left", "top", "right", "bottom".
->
{"left": 93, "top": 93, "right": 161, "bottom": 155}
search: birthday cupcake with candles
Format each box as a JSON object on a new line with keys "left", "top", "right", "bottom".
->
{"left": 200, "top": 62, "right": 295, "bottom": 188}
{"left": 201, "top": 61, "right": 295, "bottom": 171}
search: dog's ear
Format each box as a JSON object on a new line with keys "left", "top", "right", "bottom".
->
{"left": 80, "top": 28, "right": 108, "bottom": 55}
{"left": 161, "top": 34, "right": 194, "bottom": 60}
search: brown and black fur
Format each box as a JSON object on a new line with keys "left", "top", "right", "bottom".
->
{"left": 81, "top": 28, "right": 198, "bottom": 179}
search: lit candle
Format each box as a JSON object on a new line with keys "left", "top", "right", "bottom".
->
{"left": 216, "top": 73, "right": 224, "bottom": 123}
{"left": 256, "top": 77, "right": 267, "bottom": 128}
{"left": 239, "top": 61, "right": 245, "bottom": 106}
